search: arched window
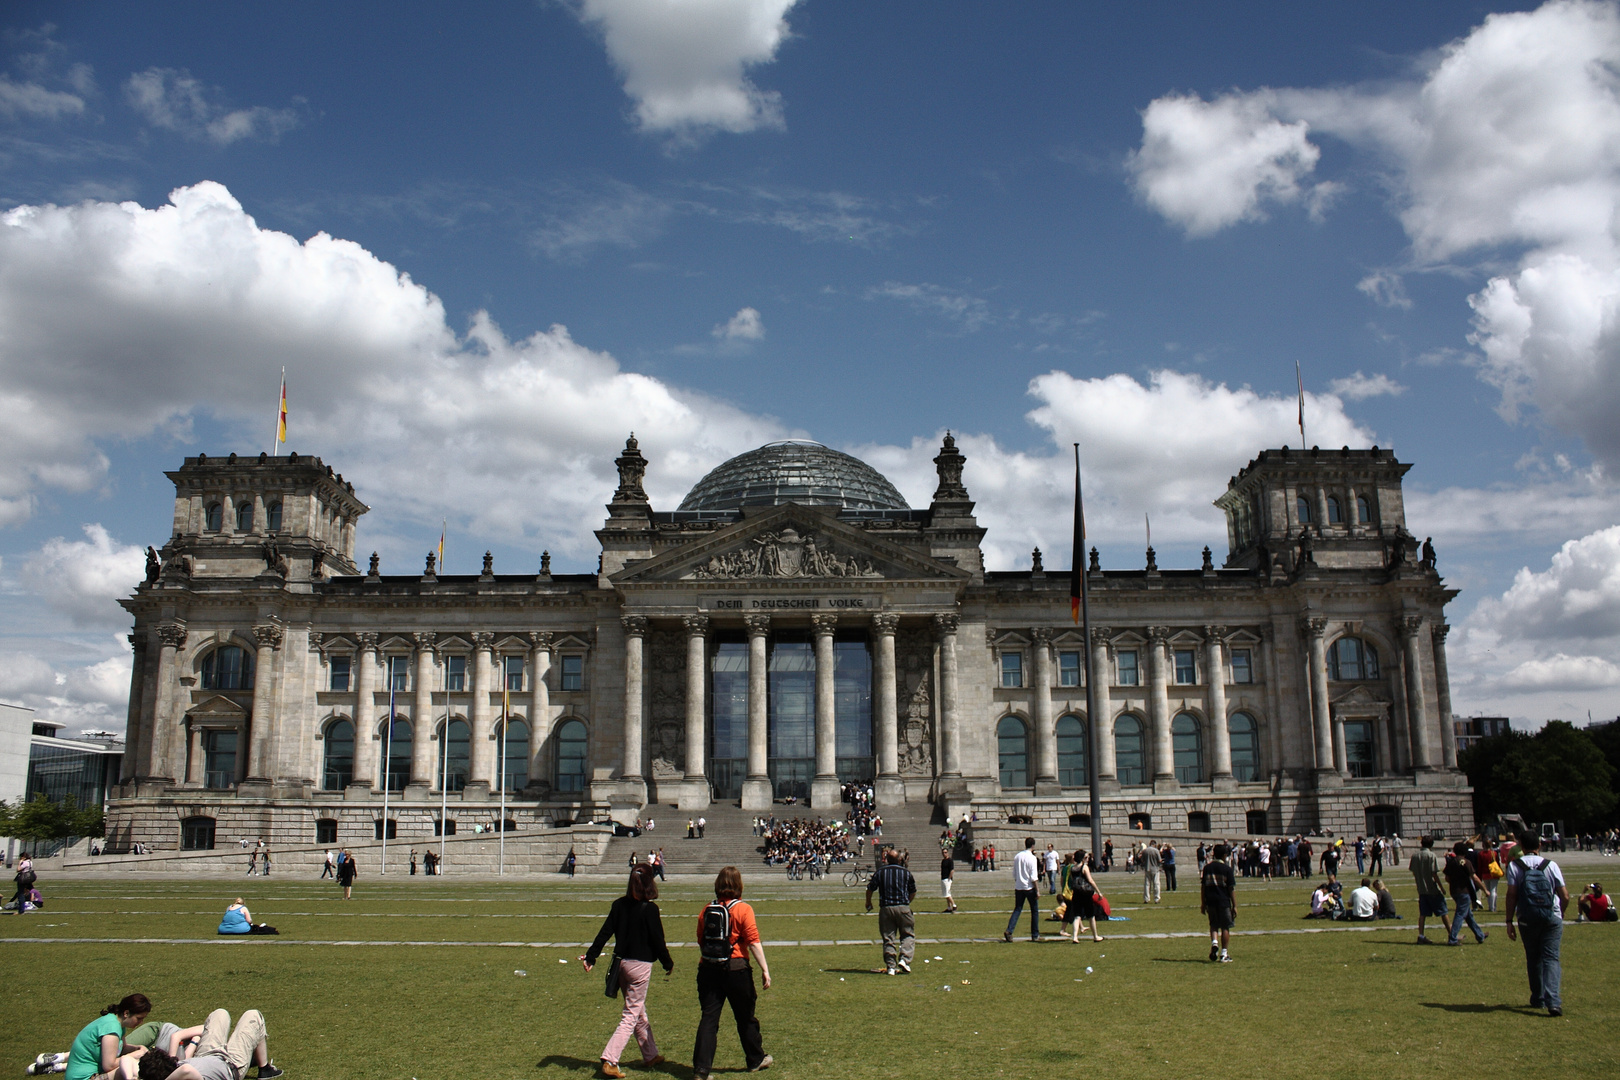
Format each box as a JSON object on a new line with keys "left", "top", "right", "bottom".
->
{"left": 438, "top": 719, "right": 470, "bottom": 792}
{"left": 1228, "top": 712, "right": 1260, "bottom": 781}
{"left": 1328, "top": 637, "right": 1380, "bottom": 681}
{"left": 1056, "top": 715, "right": 1088, "bottom": 787}
{"left": 1114, "top": 714, "right": 1145, "bottom": 785}
{"left": 554, "top": 719, "right": 588, "bottom": 793}
{"left": 499, "top": 719, "right": 529, "bottom": 792}
{"left": 997, "top": 715, "right": 1029, "bottom": 788}
{"left": 201, "top": 646, "right": 253, "bottom": 691}
{"left": 1172, "top": 712, "right": 1203, "bottom": 783}
{"left": 266, "top": 501, "right": 283, "bottom": 532}
{"left": 234, "top": 501, "right": 254, "bottom": 532}
{"left": 181, "top": 816, "right": 216, "bottom": 850}
{"left": 204, "top": 503, "right": 223, "bottom": 532}
{"left": 323, "top": 719, "right": 354, "bottom": 790}
{"left": 1326, "top": 496, "right": 1342, "bottom": 524}
{"left": 1296, "top": 495, "right": 1312, "bottom": 524}
{"left": 380, "top": 717, "right": 411, "bottom": 792}
{"left": 1356, "top": 495, "right": 1372, "bottom": 524}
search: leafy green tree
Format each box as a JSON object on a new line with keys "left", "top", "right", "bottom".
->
{"left": 1459, "top": 728, "right": 1531, "bottom": 824}
{"left": 1585, "top": 720, "right": 1620, "bottom": 801}
{"left": 1493, "top": 722, "right": 1617, "bottom": 831}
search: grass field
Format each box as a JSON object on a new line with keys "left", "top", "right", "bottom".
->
{"left": 2, "top": 857, "right": 1615, "bottom": 1080}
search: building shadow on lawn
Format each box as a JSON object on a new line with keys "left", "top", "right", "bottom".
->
{"left": 1418, "top": 1003, "right": 1541, "bottom": 1014}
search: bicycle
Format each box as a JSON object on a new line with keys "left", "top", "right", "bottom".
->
{"left": 842, "top": 864, "right": 872, "bottom": 888}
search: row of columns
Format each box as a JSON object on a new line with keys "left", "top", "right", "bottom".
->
{"left": 620, "top": 611, "right": 963, "bottom": 809}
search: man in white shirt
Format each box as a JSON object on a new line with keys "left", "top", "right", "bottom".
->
{"left": 1348, "top": 878, "right": 1378, "bottom": 920}
{"left": 1043, "top": 845, "right": 1060, "bottom": 894}
{"left": 1140, "top": 842, "right": 1163, "bottom": 903}
{"left": 1505, "top": 831, "right": 1570, "bottom": 1016}
{"left": 1003, "top": 838, "right": 1042, "bottom": 942}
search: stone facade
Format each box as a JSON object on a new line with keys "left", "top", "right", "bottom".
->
{"left": 110, "top": 439, "right": 1470, "bottom": 853}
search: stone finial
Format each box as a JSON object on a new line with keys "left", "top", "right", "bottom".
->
{"left": 539, "top": 551, "right": 552, "bottom": 576}
{"left": 932, "top": 431, "right": 968, "bottom": 501}
{"left": 1031, "top": 547, "right": 1044, "bottom": 574}
{"left": 424, "top": 551, "right": 437, "bottom": 577}
{"left": 482, "top": 550, "right": 495, "bottom": 577}
{"left": 1089, "top": 546, "right": 1101, "bottom": 573}
{"left": 368, "top": 552, "right": 380, "bottom": 577}
{"left": 1145, "top": 545, "right": 1157, "bottom": 572}
{"left": 1202, "top": 546, "right": 1214, "bottom": 573}
{"left": 612, "top": 433, "right": 649, "bottom": 503}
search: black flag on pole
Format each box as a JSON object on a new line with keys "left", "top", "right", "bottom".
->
{"left": 1071, "top": 445, "right": 1083, "bottom": 623}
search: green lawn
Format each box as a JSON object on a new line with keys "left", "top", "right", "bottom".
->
{"left": 2, "top": 864, "right": 1614, "bottom": 1080}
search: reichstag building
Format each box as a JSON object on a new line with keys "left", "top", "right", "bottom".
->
{"left": 111, "top": 434, "right": 1471, "bottom": 850}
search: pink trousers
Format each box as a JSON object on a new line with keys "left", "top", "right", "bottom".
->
{"left": 602, "top": 959, "right": 659, "bottom": 1064}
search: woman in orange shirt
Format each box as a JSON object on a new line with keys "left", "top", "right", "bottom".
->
{"left": 692, "top": 866, "right": 772, "bottom": 1079}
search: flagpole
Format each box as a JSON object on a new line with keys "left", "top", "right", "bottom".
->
{"left": 1074, "top": 444, "right": 1103, "bottom": 861}
{"left": 1296, "top": 360, "right": 1307, "bottom": 446}
{"left": 382, "top": 669, "right": 393, "bottom": 875}
{"left": 440, "top": 649, "right": 450, "bottom": 875}
{"left": 268, "top": 367, "right": 286, "bottom": 457}
{"left": 499, "top": 682, "right": 509, "bottom": 876}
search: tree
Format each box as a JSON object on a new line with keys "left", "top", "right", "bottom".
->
{"left": 1484, "top": 722, "right": 1617, "bottom": 831}
{"left": 1459, "top": 728, "right": 1531, "bottom": 824}
{"left": 0, "top": 794, "right": 105, "bottom": 844}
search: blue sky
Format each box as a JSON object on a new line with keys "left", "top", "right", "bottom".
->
{"left": 2, "top": 1, "right": 1617, "bottom": 732}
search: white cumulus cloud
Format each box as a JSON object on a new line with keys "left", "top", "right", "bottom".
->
{"left": 579, "top": 0, "right": 798, "bottom": 139}
{"left": 20, "top": 524, "right": 146, "bottom": 628}
{"left": 712, "top": 306, "right": 764, "bottom": 340}
{"left": 125, "top": 67, "right": 299, "bottom": 145}
{"left": 1327, "top": 371, "right": 1406, "bottom": 400}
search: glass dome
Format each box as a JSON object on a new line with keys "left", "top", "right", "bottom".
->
{"left": 678, "top": 440, "right": 910, "bottom": 513}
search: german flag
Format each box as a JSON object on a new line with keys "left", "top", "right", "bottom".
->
{"left": 1070, "top": 445, "right": 1084, "bottom": 623}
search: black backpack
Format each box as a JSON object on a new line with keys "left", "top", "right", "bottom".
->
{"left": 700, "top": 899, "right": 737, "bottom": 962}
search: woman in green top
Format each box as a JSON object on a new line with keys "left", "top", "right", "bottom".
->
{"left": 66, "top": 994, "right": 151, "bottom": 1080}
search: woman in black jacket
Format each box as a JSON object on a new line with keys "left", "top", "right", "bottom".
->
{"left": 582, "top": 863, "right": 674, "bottom": 1078}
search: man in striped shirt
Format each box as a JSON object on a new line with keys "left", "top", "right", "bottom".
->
{"left": 866, "top": 848, "right": 919, "bottom": 974}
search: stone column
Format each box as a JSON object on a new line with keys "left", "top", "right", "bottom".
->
{"left": 245, "top": 623, "right": 282, "bottom": 784}
{"left": 1332, "top": 715, "right": 1348, "bottom": 776}
{"left": 528, "top": 632, "right": 553, "bottom": 792}
{"left": 185, "top": 723, "right": 205, "bottom": 786}
{"left": 467, "top": 633, "right": 495, "bottom": 800}
{"left": 680, "top": 615, "right": 710, "bottom": 809}
{"left": 935, "top": 613, "right": 962, "bottom": 781}
{"left": 349, "top": 634, "right": 378, "bottom": 797}
{"left": 122, "top": 634, "right": 147, "bottom": 784}
{"left": 872, "top": 613, "right": 904, "bottom": 806}
{"left": 1090, "top": 628, "right": 1116, "bottom": 787}
{"left": 621, "top": 619, "right": 647, "bottom": 802}
{"left": 1305, "top": 617, "right": 1339, "bottom": 787}
{"left": 1032, "top": 627, "right": 1059, "bottom": 795}
{"left": 1433, "top": 624, "right": 1457, "bottom": 769}
{"left": 1401, "top": 616, "right": 1434, "bottom": 771}
{"left": 1147, "top": 627, "right": 1174, "bottom": 788}
{"left": 410, "top": 633, "right": 436, "bottom": 796}
{"left": 145, "top": 623, "right": 185, "bottom": 785}
{"left": 810, "top": 613, "right": 841, "bottom": 808}
{"left": 1205, "top": 626, "right": 1234, "bottom": 787}
{"left": 741, "top": 614, "right": 773, "bottom": 811}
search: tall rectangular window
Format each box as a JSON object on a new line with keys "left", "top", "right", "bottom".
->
{"left": 1000, "top": 652, "right": 1023, "bottom": 688}
{"left": 503, "top": 656, "right": 524, "bottom": 692}
{"left": 386, "top": 655, "right": 410, "bottom": 692}
{"left": 834, "top": 635, "right": 873, "bottom": 782}
{"left": 560, "top": 654, "right": 584, "bottom": 691}
{"left": 1116, "top": 650, "right": 1139, "bottom": 686}
{"left": 329, "top": 656, "right": 351, "bottom": 692}
{"left": 203, "top": 729, "right": 238, "bottom": 789}
{"left": 1230, "top": 649, "right": 1253, "bottom": 684}
{"left": 1174, "top": 649, "right": 1197, "bottom": 685}
{"left": 445, "top": 655, "right": 466, "bottom": 692}
{"left": 1058, "top": 650, "right": 1082, "bottom": 687}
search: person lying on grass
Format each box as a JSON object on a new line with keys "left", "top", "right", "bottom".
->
{"left": 136, "top": 1009, "right": 282, "bottom": 1080}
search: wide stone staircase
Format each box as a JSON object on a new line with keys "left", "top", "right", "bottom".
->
{"left": 583, "top": 799, "right": 946, "bottom": 877}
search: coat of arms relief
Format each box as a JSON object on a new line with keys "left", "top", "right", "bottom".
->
{"left": 685, "top": 527, "right": 882, "bottom": 580}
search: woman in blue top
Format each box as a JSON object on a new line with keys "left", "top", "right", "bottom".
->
{"left": 217, "top": 899, "right": 276, "bottom": 935}
{"left": 65, "top": 994, "right": 150, "bottom": 1080}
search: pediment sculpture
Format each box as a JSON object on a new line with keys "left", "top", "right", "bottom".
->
{"left": 686, "top": 527, "right": 881, "bottom": 580}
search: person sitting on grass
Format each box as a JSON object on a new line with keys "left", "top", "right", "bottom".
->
{"left": 1306, "top": 883, "right": 1342, "bottom": 919}
{"left": 136, "top": 1010, "right": 281, "bottom": 1080}
{"left": 217, "top": 899, "right": 278, "bottom": 936}
{"left": 1347, "top": 878, "right": 1378, "bottom": 921}
{"left": 1373, "top": 879, "right": 1400, "bottom": 919}
{"left": 63, "top": 994, "right": 151, "bottom": 1080}
{"left": 1578, "top": 883, "right": 1616, "bottom": 922}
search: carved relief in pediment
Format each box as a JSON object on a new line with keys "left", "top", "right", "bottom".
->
{"left": 684, "top": 527, "right": 881, "bottom": 580}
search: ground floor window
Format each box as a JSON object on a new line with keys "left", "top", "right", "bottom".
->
{"left": 1115, "top": 715, "right": 1145, "bottom": 785}
{"left": 1229, "top": 713, "right": 1260, "bottom": 781}
{"left": 181, "top": 815, "right": 215, "bottom": 850}
{"left": 315, "top": 818, "right": 338, "bottom": 844}
{"left": 997, "top": 715, "right": 1029, "bottom": 788}
{"left": 1056, "top": 715, "right": 1088, "bottom": 787}
{"left": 374, "top": 818, "right": 397, "bottom": 840}
{"left": 555, "top": 719, "right": 588, "bottom": 793}
{"left": 1246, "top": 809, "right": 1269, "bottom": 835}
{"left": 1187, "top": 811, "right": 1211, "bottom": 833}
{"left": 1365, "top": 804, "right": 1401, "bottom": 837}
{"left": 1128, "top": 812, "right": 1152, "bottom": 830}
{"left": 434, "top": 819, "right": 457, "bottom": 837}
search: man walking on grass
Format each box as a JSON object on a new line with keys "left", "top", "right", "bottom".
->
{"left": 1505, "top": 831, "right": 1570, "bottom": 1016}
{"left": 1200, "top": 843, "right": 1236, "bottom": 963}
{"left": 1409, "top": 834, "right": 1452, "bottom": 944}
{"left": 1004, "top": 838, "right": 1041, "bottom": 942}
{"left": 1140, "top": 840, "right": 1162, "bottom": 903}
{"left": 866, "top": 848, "right": 918, "bottom": 974}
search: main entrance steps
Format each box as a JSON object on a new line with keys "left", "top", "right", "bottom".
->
{"left": 583, "top": 799, "right": 946, "bottom": 877}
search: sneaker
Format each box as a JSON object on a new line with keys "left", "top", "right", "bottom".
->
{"left": 1209, "top": 943, "right": 1219, "bottom": 962}
{"left": 886, "top": 967, "right": 896, "bottom": 975}
{"left": 748, "top": 1056, "right": 774, "bottom": 1072}
{"left": 1416, "top": 936, "right": 1430, "bottom": 944}
{"left": 1219, "top": 954, "right": 1233, "bottom": 963}
{"left": 1002, "top": 932, "right": 1013, "bottom": 942}
{"left": 602, "top": 1062, "right": 626, "bottom": 1079}
{"left": 257, "top": 1067, "right": 285, "bottom": 1080}
{"left": 897, "top": 960, "right": 910, "bottom": 973}
{"left": 1547, "top": 1006, "right": 1562, "bottom": 1017}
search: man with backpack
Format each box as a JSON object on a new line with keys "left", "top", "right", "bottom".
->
{"left": 1505, "top": 831, "right": 1570, "bottom": 1016}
